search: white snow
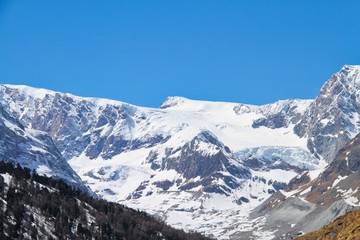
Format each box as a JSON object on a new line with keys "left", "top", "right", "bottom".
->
{"left": 300, "top": 186, "right": 312, "bottom": 196}
{"left": 252, "top": 169, "right": 298, "bottom": 183}
{"left": 279, "top": 189, "right": 301, "bottom": 198}
{"left": 344, "top": 196, "right": 360, "bottom": 207}
{"left": 37, "top": 165, "right": 53, "bottom": 177}
{"left": 0, "top": 173, "right": 12, "bottom": 185}
{"left": 3, "top": 84, "right": 53, "bottom": 99}
{"left": 332, "top": 175, "right": 348, "bottom": 188}
{"left": 320, "top": 118, "right": 331, "bottom": 126}
{"left": 308, "top": 159, "right": 328, "bottom": 180}
{"left": 237, "top": 146, "right": 319, "bottom": 170}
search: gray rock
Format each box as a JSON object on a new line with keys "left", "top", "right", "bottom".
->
{"left": 0, "top": 105, "right": 87, "bottom": 192}
{"left": 295, "top": 65, "right": 360, "bottom": 162}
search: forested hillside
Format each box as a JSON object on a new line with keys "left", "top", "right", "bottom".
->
{"left": 0, "top": 161, "right": 210, "bottom": 240}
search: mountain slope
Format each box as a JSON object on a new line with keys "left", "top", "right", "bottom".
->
{"left": 250, "top": 132, "right": 360, "bottom": 239}
{"left": 0, "top": 104, "right": 86, "bottom": 192}
{"left": 295, "top": 207, "right": 360, "bottom": 240}
{"left": 0, "top": 161, "right": 209, "bottom": 240}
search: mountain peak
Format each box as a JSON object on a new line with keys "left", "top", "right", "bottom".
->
{"left": 160, "top": 96, "right": 189, "bottom": 109}
{"left": 341, "top": 64, "right": 360, "bottom": 72}
{"left": 1, "top": 84, "right": 56, "bottom": 99}
{"left": 339, "top": 65, "right": 360, "bottom": 83}
{"left": 293, "top": 65, "right": 360, "bottom": 162}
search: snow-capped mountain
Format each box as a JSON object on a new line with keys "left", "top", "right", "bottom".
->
{"left": 0, "top": 83, "right": 316, "bottom": 238}
{"left": 1, "top": 65, "right": 360, "bottom": 239}
{"left": 0, "top": 103, "right": 86, "bottom": 191}
{"left": 295, "top": 65, "right": 360, "bottom": 162}
{"left": 245, "top": 66, "right": 360, "bottom": 239}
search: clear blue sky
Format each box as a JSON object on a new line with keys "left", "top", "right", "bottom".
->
{"left": 0, "top": 1, "right": 359, "bottom": 107}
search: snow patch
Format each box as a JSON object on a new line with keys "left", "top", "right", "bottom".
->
{"left": 332, "top": 175, "right": 348, "bottom": 188}
{"left": 37, "top": 165, "right": 53, "bottom": 177}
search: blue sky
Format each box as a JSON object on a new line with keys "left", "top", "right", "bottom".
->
{"left": 0, "top": 1, "right": 359, "bottom": 107}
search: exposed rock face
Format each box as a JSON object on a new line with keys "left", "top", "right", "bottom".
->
{"left": 295, "top": 65, "right": 360, "bottom": 162}
{"left": 154, "top": 131, "right": 251, "bottom": 195}
{"left": 304, "top": 133, "right": 360, "bottom": 205}
{"left": 252, "top": 99, "right": 311, "bottom": 129}
{"left": 0, "top": 105, "right": 85, "bottom": 191}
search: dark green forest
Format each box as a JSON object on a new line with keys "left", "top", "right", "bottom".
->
{"left": 0, "top": 161, "right": 210, "bottom": 240}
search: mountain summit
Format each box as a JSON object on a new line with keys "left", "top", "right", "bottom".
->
{"left": 295, "top": 65, "right": 360, "bottom": 161}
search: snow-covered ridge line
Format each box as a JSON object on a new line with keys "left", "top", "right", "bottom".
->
{"left": 2, "top": 84, "right": 132, "bottom": 108}
{"left": 2, "top": 84, "right": 313, "bottom": 112}
{"left": 2, "top": 83, "right": 314, "bottom": 153}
